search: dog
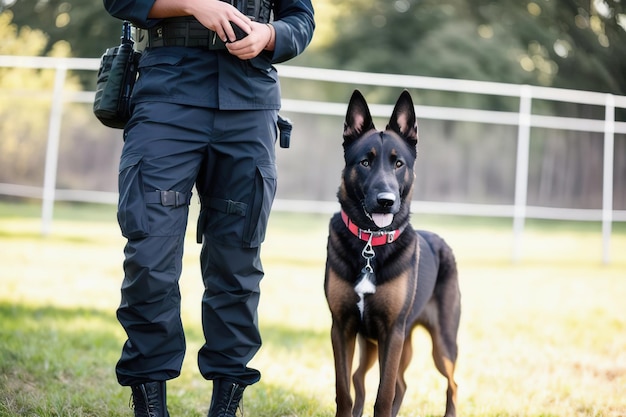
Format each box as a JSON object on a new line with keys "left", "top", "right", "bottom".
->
{"left": 324, "top": 90, "right": 461, "bottom": 417}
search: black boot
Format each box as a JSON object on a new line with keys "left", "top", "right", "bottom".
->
{"left": 207, "top": 379, "right": 246, "bottom": 417}
{"left": 130, "top": 381, "right": 170, "bottom": 417}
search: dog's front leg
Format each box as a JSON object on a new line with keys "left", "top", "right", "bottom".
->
{"left": 352, "top": 335, "right": 377, "bottom": 417}
{"left": 373, "top": 327, "right": 405, "bottom": 417}
{"left": 331, "top": 321, "right": 357, "bottom": 417}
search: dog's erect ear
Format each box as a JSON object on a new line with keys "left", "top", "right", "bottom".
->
{"left": 386, "top": 90, "right": 418, "bottom": 145}
{"left": 344, "top": 90, "right": 375, "bottom": 142}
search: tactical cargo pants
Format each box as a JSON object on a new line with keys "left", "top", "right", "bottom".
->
{"left": 115, "top": 102, "right": 278, "bottom": 387}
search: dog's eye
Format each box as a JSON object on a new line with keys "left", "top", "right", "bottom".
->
{"left": 395, "top": 160, "right": 404, "bottom": 168}
{"left": 361, "top": 159, "right": 370, "bottom": 167}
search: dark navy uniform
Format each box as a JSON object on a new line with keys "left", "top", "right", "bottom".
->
{"left": 103, "top": 0, "right": 314, "bottom": 396}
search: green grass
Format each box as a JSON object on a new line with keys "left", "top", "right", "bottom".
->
{"left": 1, "top": 201, "right": 626, "bottom": 416}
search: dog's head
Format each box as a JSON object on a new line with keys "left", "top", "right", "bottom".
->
{"left": 338, "top": 89, "right": 418, "bottom": 231}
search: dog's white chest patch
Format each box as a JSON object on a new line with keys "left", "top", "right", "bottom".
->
{"left": 354, "top": 274, "right": 376, "bottom": 317}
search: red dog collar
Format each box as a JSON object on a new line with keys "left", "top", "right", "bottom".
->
{"left": 341, "top": 210, "right": 402, "bottom": 246}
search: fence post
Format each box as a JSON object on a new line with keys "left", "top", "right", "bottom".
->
{"left": 512, "top": 85, "right": 532, "bottom": 263}
{"left": 602, "top": 94, "right": 615, "bottom": 265}
{"left": 41, "top": 61, "right": 67, "bottom": 236}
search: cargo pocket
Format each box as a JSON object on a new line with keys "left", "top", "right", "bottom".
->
{"left": 117, "top": 153, "right": 149, "bottom": 240}
{"left": 243, "top": 162, "right": 277, "bottom": 247}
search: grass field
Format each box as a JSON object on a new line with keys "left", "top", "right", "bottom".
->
{"left": 1, "top": 201, "right": 625, "bottom": 417}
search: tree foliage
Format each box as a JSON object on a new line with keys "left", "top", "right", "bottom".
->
{"left": 3, "top": 0, "right": 625, "bottom": 93}
{"left": 1, "top": 1, "right": 625, "bottom": 209}
{"left": 0, "top": 11, "right": 85, "bottom": 186}
{"left": 1, "top": 0, "right": 121, "bottom": 58}
{"left": 299, "top": 0, "right": 626, "bottom": 94}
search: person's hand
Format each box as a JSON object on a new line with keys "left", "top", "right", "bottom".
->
{"left": 226, "top": 21, "right": 274, "bottom": 60}
{"left": 190, "top": 0, "right": 252, "bottom": 43}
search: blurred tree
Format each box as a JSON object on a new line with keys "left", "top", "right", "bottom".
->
{"left": 3, "top": 0, "right": 624, "bottom": 93}
{"left": 297, "top": 0, "right": 626, "bottom": 95}
{"left": 469, "top": 0, "right": 626, "bottom": 93}
{"left": 1, "top": 0, "right": 623, "bottom": 209}
{"left": 0, "top": 10, "right": 83, "bottom": 186}
{"left": 1, "top": 0, "right": 120, "bottom": 58}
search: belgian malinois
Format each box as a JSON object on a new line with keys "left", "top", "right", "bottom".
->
{"left": 324, "top": 90, "right": 461, "bottom": 417}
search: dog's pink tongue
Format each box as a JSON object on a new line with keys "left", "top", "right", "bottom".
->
{"left": 372, "top": 213, "right": 393, "bottom": 228}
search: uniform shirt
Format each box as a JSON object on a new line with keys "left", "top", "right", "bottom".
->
{"left": 103, "top": 0, "right": 315, "bottom": 110}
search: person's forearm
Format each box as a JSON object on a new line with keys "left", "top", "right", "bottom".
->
{"left": 148, "top": 0, "right": 194, "bottom": 18}
{"left": 146, "top": 0, "right": 252, "bottom": 43}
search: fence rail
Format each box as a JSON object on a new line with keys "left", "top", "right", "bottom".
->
{"left": 1, "top": 55, "right": 625, "bottom": 263}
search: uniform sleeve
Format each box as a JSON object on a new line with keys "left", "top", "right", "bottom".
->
{"left": 103, "top": 0, "right": 162, "bottom": 28}
{"left": 270, "top": 0, "right": 315, "bottom": 64}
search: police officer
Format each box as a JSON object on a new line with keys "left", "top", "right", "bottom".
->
{"left": 102, "top": 0, "right": 314, "bottom": 415}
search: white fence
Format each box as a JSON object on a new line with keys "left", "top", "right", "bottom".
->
{"left": 1, "top": 55, "right": 626, "bottom": 263}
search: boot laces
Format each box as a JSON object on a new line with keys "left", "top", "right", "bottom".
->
{"left": 216, "top": 383, "right": 244, "bottom": 417}
{"left": 130, "top": 384, "right": 158, "bottom": 417}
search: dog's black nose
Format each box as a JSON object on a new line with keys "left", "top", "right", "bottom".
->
{"left": 377, "top": 192, "right": 396, "bottom": 208}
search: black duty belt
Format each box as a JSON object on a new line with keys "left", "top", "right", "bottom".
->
{"left": 147, "top": 17, "right": 227, "bottom": 50}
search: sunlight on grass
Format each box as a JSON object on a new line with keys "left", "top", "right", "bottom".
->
{"left": 1, "top": 203, "right": 626, "bottom": 416}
